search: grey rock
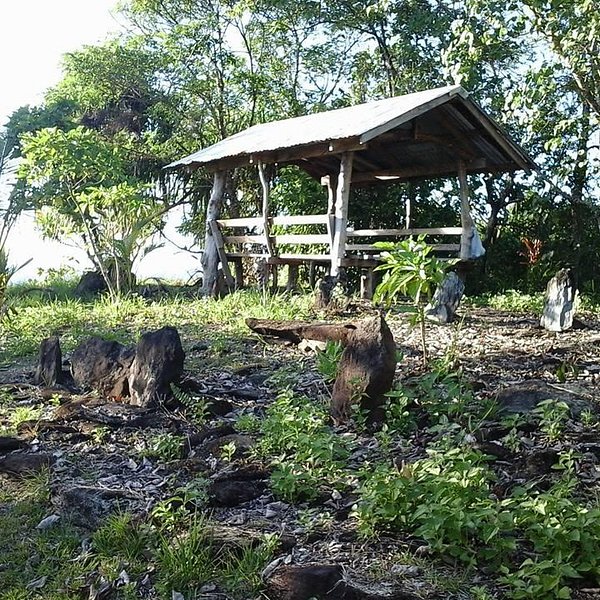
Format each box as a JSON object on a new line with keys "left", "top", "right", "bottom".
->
{"left": 540, "top": 268, "right": 578, "bottom": 332}
{"left": 425, "top": 272, "right": 465, "bottom": 324}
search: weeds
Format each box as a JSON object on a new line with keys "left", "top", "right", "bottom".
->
{"left": 257, "top": 390, "right": 353, "bottom": 501}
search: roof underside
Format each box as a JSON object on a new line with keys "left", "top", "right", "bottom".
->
{"left": 169, "top": 85, "right": 535, "bottom": 184}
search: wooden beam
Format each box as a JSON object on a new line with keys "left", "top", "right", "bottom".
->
{"left": 450, "top": 100, "right": 533, "bottom": 172}
{"left": 203, "top": 138, "right": 367, "bottom": 172}
{"left": 330, "top": 152, "right": 354, "bottom": 276}
{"left": 272, "top": 214, "right": 329, "bottom": 226}
{"left": 347, "top": 227, "right": 463, "bottom": 237}
{"left": 217, "top": 217, "right": 264, "bottom": 228}
{"left": 350, "top": 159, "right": 488, "bottom": 183}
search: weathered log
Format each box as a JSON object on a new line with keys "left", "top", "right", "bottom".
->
{"left": 331, "top": 315, "right": 396, "bottom": 425}
{"left": 540, "top": 268, "right": 578, "bottom": 332}
{"left": 34, "top": 336, "right": 63, "bottom": 386}
{"left": 246, "top": 318, "right": 356, "bottom": 344}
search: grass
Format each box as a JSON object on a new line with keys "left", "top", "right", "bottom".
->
{"left": 0, "top": 288, "right": 314, "bottom": 362}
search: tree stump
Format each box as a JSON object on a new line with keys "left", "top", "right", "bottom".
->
{"left": 128, "top": 326, "right": 185, "bottom": 407}
{"left": 540, "top": 268, "right": 578, "bottom": 332}
{"left": 331, "top": 315, "right": 396, "bottom": 424}
{"left": 425, "top": 271, "right": 465, "bottom": 324}
{"left": 34, "top": 336, "right": 63, "bottom": 386}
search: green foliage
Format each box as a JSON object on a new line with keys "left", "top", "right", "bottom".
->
{"left": 374, "top": 237, "right": 448, "bottom": 364}
{"left": 142, "top": 433, "right": 184, "bottom": 461}
{"left": 354, "top": 447, "right": 509, "bottom": 562}
{"left": 316, "top": 340, "right": 344, "bottom": 383}
{"left": 533, "top": 400, "right": 570, "bottom": 442}
{"left": 257, "top": 390, "right": 352, "bottom": 501}
{"left": 171, "top": 383, "right": 210, "bottom": 427}
{"left": 19, "top": 126, "right": 166, "bottom": 296}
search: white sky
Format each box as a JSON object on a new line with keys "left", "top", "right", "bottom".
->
{"left": 1, "top": 1, "right": 201, "bottom": 282}
{"left": 0, "top": 0, "right": 123, "bottom": 127}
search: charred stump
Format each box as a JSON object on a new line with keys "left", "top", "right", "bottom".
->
{"left": 34, "top": 336, "right": 63, "bottom": 386}
{"left": 331, "top": 315, "right": 396, "bottom": 425}
{"left": 128, "top": 326, "right": 185, "bottom": 407}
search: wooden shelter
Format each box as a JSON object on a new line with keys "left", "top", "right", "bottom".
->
{"left": 168, "top": 85, "right": 535, "bottom": 297}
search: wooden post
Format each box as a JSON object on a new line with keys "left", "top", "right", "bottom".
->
{"left": 232, "top": 257, "right": 244, "bottom": 289}
{"left": 330, "top": 153, "right": 354, "bottom": 276}
{"left": 360, "top": 268, "right": 374, "bottom": 300}
{"left": 458, "top": 161, "right": 475, "bottom": 261}
{"left": 286, "top": 264, "right": 299, "bottom": 293}
{"left": 309, "top": 261, "right": 317, "bottom": 288}
{"left": 202, "top": 171, "right": 227, "bottom": 296}
{"left": 257, "top": 162, "right": 274, "bottom": 258}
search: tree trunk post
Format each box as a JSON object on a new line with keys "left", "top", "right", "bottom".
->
{"left": 458, "top": 161, "right": 485, "bottom": 261}
{"left": 330, "top": 153, "right": 354, "bottom": 276}
{"left": 458, "top": 161, "right": 473, "bottom": 261}
{"left": 202, "top": 171, "right": 227, "bottom": 297}
{"left": 258, "top": 162, "right": 274, "bottom": 258}
{"left": 286, "top": 264, "right": 299, "bottom": 293}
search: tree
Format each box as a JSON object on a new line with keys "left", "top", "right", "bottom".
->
{"left": 19, "top": 126, "right": 167, "bottom": 296}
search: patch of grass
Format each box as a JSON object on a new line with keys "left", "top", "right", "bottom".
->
{"left": 0, "top": 472, "right": 88, "bottom": 599}
{"left": 1, "top": 289, "right": 314, "bottom": 362}
{"left": 468, "top": 291, "right": 545, "bottom": 313}
{"left": 153, "top": 514, "right": 214, "bottom": 595}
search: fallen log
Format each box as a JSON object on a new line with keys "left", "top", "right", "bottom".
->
{"left": 246, "top": 318, "right": 356, "bottom": 344}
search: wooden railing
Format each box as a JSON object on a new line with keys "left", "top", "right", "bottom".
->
{"left": 211, "top": 217, "right": 464, "bottom": 293}
{"left": 216, "top": 214, "right": 334, "bottom": 261}
{"left": 345, "top": 226, "right": 463, "bottom": 257}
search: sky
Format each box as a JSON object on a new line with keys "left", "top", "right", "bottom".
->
{"left": 1, "top": 1, "right": 201, "bottom": 282}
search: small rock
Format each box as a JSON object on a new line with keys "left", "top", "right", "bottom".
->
{"left": 208, "top": 479, "right": 265, "bottom": 507}
{"left": 36, "top": 514, "right": 60, "bottom": 530}
{"left": 0, "top": 452, "right": 55, "bottom": 475}
{"left": 34, "top": 336, "right": 63, "bottom": 386}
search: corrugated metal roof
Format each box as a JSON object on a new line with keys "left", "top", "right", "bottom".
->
{"left": 168, "top": 85, "right": 465, "bottom": 168}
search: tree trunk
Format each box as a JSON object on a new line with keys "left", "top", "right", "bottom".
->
{"left": 201, "top": 171, "right": 227, "bottom": 297}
